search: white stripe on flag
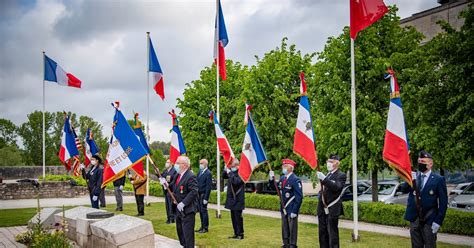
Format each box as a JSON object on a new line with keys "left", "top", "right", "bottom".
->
{"left": 55, "top": 65, "right": 69, "bottom": 85}
{"left": 386, "top": 102, "right": 407, "bottom": 142}
{"left": 241, "top": 131, "right": 258, "bottom": 170}
{"left": 106, "top": 135, "right": 133, "bottom": 175}
{"left": 296, "top": 103, "right": 314, "bottom": 142}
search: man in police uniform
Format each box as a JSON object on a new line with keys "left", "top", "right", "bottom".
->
{"left": 160, "top": 156, "right": 198, "bottom": 248}
{"left": 405, "top": 151, "right": 448, "bottom": 248}
{"left": 269, "top": 158, "right": 303, "bottom": 248}
{"left": 196, "top": 158, "right": 212, "bottom": 233}
{"left": 223, "top": 158, "right": 245, "bottom": 240}
{"left": 316, "top": 154, "right": 347, "bottom": 248}
{"left": 162, "top": 159, "right": 177, "bottom": 224}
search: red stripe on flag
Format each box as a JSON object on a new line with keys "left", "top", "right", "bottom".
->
{"left": 169, "top": 146, "right": 180, "bottom": 164}
{"left": 154, "top": 77, "right": 165, "bottom": 100}
{"left": 293, "top": 129, "right": 318, "bottom": 169}
{"left": 131, "top": 159, "right": 145, "bottom": 178}
{"left": 66, "top": 73, "right": 82, "bottom": 88}
{"left": 218, "top": 42, "right": 226, "bottom": 80}
{"left": 238, "top": 154, "right": 252, "bottom": 182}
{"left": 383, "top": 130, "right": 411, "bottom": 179}
{"left": 217, "top": 137, "right": 233, "bottom": 167}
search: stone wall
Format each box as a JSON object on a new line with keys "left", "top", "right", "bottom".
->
{"left": 0, "top": 166, "right": 68, "bottom": 180}
{"left": 0, "top": 181, "right": 88, "bottom": 200}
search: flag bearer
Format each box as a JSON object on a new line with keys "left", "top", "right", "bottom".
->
{"left": 223, "top": 158, "right": 245, "bottom": 240}
{"left": 269, "top": 158, "right": 303, "bottom": 248}
{"left": 162, "top": 159, "right": 177, "bottom": 224}
{"left": 130, "top": 171, "right": 147, "bottom": 216}
{"left": 81, "top": 155, "right": 103, "bottom": 209}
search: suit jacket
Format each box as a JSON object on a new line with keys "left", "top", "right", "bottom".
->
{"left": 404, "top": 172, "right": 448, "bottom": 225}
{"left": 113, "top": 174, "right": 126, "bottom": 187}
{"left": 162, "top": 167, "right": 177, "bottom": 194}
{"left": 317, "top": 169, "right": 347, "bottom": 217}
{"left": 82, "top": 165, "right": 103, "bottom": 196}
{"left": 131, "top": 174, "right": 147, "bottom": 195}
{"left": 270, "top": 173, "right": 303, "bottom": 215}
{"left": 197, "top": 168, "right": 212, "bottom": 201}
{"left": 170, "top": 169, "right": 199, "bottom": 215}
{"left": 223, "top": 169, "right": 245, "bottom": 210}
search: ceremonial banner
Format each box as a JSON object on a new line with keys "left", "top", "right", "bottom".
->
{"left": 209, "top": 110, "right": 235, "bottom": 168}
{"left": 169, "top": 110, "right": 186, "bottom": 164}
{"left": 84, "top": 128, "right": 100, "bottom": 167}
{"left": 58, "top": 115, "right": 79, "bottom": 170}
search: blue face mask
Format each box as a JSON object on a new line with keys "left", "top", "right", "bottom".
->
{"left": 174, "top": 164, "right": 181, "bottom": 174}
{"left": 282, "top": 168, "right": 288, "bottom": 175}
{"left": 231, "top": 167, "right": 237, "bottom": 172}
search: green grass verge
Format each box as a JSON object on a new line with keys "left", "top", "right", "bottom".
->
{"left": 0, "top": 203, "right": 468, "bottom": 248}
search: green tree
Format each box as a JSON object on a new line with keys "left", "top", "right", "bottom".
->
{"left": 18, "top": 111, "right": 56, "bottom": 165}
{"left": 149, "top": 141, "right": 170, "bottom": 155}
{"left": 0, "top": 145, "right": 24, "bottom": 166}
{"left": 0, "top": 118, "right": 18, "bottom": 148}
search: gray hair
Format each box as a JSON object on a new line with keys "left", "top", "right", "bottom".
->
{"left": 177, "top": 155, "right": 191, "bottom": 167}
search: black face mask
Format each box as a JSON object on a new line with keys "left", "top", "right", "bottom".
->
{"left": 418, "top": 163, "right": 428, "bottom": 173}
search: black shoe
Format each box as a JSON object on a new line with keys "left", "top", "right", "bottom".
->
{"left": 166, "top": 220, "right": 171, "bottom": 224}
{"left": 115, "top": 208, "right": 119, "bottom": 211}
{"left": 199, "top": 229, "right": 208, "bottom": 233}
{"left": 170, "top": 219, "right": 175, "bottom": 223}
{"left": 234, "top": 234, "right": 244, "bottom": 240}
{"left": 195, "top": 228, "right": 203, "bottom": 233}
{"left": 228, "top": 235, "right": 238, "bottom": 239}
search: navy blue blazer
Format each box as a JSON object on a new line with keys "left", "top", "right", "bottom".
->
{"left": 197, "top": 168, "right": 212, "bottom": 201}
{"left": 82, "top": 165, "right": 103, "bottom": 196}
{"left": 270, "top": 173, "right": 303, "bottom": 215}
{"left": 223, "top": 169, "right": 245, "bottom": 210}
{"left": 404, "top": 172, "right": 448, "bottom": 225}
{"left": 170, "top": 169, "right": 199, "bottom": 215}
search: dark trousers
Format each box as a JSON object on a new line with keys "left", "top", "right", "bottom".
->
{"left": 176, "top": 212, "right": 196, "bottom": 248}
{"left": 198, "top": 194, "right": 209, "bottom": 229}
{"left": 89, "top": 194, "right": 99, "bottom": 209}
{"left": 318, "top": 213, "right": 340, "bottom": 248}
{"left": 165, "top": 192, "right": 175, "bottom": 221}
{"left": 114, "top": 186, "right": 123, "bottom": 210}
{"left": 99, "top": 188, "right": 106, "bottom": 207}
{"left": 230, "top": 210, "right": 244, "bottom": 236}
{"left": 282, "top": 214, "right": 298, "bottom": 248}
{"left": 135, "top": 194, "right": 144, "bottom": 215}
{"left": 410, "top": 219, "right": 437, "bottom": 248}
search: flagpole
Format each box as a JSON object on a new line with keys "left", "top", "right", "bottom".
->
{"left": 215, "top": 0, "right": 221, "bottom": 219}
{"left": 350, "top": 38, "right": 359, "bottom": 241}
{"left": 42, "top": 51, "right": 46, "bottom": 180}
{"left": 146, "top": 32, "right": 150, "bottom": 204}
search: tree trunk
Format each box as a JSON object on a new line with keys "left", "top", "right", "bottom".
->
{"left": 371, "top": 170, "right": 378, "bottom": 202}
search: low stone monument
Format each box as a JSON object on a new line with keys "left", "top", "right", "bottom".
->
{"left": 54, "top": 206, "right": 107, "bottom": 241}
{"left": 28, "top": 207, "right": 62, "bottom": 229}
{"left": 90, "top": 214, "right": 155, "bottom": 248}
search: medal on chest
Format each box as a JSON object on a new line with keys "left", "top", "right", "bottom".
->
{"left": 180, "top": 185, "right": 184, "bottom": 194}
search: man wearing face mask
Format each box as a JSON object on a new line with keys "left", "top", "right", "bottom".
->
{"left": 159, "top": 156, "right": 198, "bottom": 248}
{"left": 316, "top": 154, "right": 347, "bottom": 248}
{"left": 161, "top": 159, "right": 177, "bottom": 224}
{"left": 196, "top": 159, "right": 212, "bottom": 233}
{"left": 405, "top": 151, "right": 447, "bottom": 248}
{"left": 223, "top": 158, "right": 245, "bottom": 240}
{"left": 269, "top": 159, "right": 303, "bottom": 248}
{"left": 81, "top": 155, "right": 104, "bottom": 209}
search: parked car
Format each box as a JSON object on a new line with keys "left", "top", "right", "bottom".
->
{"left": 358, "top": 181, "right": 410, "bottom": 205}
{"left": 450, "top": 182, "right": 474, "bottom": 212}
{"left": 245, "top": 180, "right": 278, "bottom": 195}
{"left": 307, "top": 181, "right": 371, "bottom": 201}
{"left": 449, "top": 182, "right": 471, "bottom": 202}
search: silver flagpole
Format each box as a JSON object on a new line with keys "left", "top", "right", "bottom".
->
{"left": 215, "top": 0, "right": 221, "bottom": 219}
{"left": 42, "top": 51, "right": 46, "bottom": 180}
{"left": 350, "top": 38, "right": 359, "bottom": 241}
{"left": 146, "top": 32, "right": 150, "bottom": 204}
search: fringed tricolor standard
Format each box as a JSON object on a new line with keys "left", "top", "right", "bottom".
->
{"left": 169, "top": 110, "right": 186, "bottom": 164}
{"left": 84, "top": 128, "right": 100, "bottom": 167}
{"left": 209, "top": 110, "right": 235, "bottom": 168}
{"left": 58, "top": 115, "right": 79, "bottom": 171}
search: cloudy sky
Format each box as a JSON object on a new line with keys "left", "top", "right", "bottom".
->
{"left": 0, "top": 0, "right": 438, "bottom": 143}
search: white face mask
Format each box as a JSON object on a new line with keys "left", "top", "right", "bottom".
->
{"left": 199, "top": 164, "right": 205, "bottom": 170}
{"left": 91, "top": 160, "right": 98, "bottom": 166}
{"left": 326, "top": 162, "right": 333, "bottom": 172}
{"left": 165, "top": 162, "right": 171, "bottom": 168}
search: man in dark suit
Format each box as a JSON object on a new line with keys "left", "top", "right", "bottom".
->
{"left": 405, "top": 151, "right": 448, "bottom": 248}
{"left": 161, "top": 159, "right": 177, "bottom": 224}
{"left": 81, "top": 155, "right": 104, "bottom": 209}
{"left": 223, "top": 158, "right": 245, "bottom": 240}
{"left": 269, "top": 158, "right": 303, "bottom": 248}
{"left": 196, "top": 158, "right": 212, "bottom": 233}
{"left": 113, "top": 173, "right": 126, "bottom": 211}
{"left": 316, "top": 154, "right": 347, "bottom": 248}
{"left": 160, "top": 155, "right": 198, "bottom": 248}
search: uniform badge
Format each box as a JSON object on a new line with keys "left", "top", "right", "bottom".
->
{"left": 429, "top": 190, "right": 434, "bottom": 196}
{"left": 180, "top": 185, "right": 184, "bottom": 194}
{"left": 166, "top": 175, "right": 171, "bottom": 182}
{"left": 285, "top": 192, "right": 290, "bottom": 198}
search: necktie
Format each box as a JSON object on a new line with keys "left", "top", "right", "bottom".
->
{"left": 421, "top": 174, "right": 426, "bottom": 190}
{"left": 175, "top": 174, "right": 181, "bottom": 186}
{"left": 282, "top": 177, "right": 288, "bottom": 188}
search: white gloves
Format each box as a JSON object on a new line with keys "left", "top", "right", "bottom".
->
{"left": 203, "top": 200, "right": 208, "bottom": 205}
{"left": 92, "top": 195, "right": 98, "bottom": 201}
{"left": 128, "top": 174, "right": 133, "bottom": 179}
{"left": 177, "top": 202, "right": 185, "bottom": 212}
{"left": 431, "top": 222, "right": 440, "bottom": 233}
{"left": 317, "top": 171, "right": 326, "bottom": 181}
{"left": 225, "top": 168, "right": 231, "bottom": 173}
{"left": 119, "top": 185, "right": 123, "bottom": 191}
{"left": 290, "top": 213, "right": 297, "bottom": 218}
{"left": 411, "top": 171, "right": 417, "bottom": 180}
{"left": 159, "top": 177, "right": 168, "bottom": 189}
{"left": 79, "top": 163, "right": 85, "bottom": 170}
{"left": 269, "top": 171, "right": 275, "bottom": 180}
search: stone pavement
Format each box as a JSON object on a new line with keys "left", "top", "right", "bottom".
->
{"left": 1, "top": 196, "right": 472, "bottom": 246}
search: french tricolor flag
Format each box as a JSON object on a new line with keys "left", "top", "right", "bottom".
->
{"left": 293, "top": 72, "right": 318, "bottom": 169}
{"left": 383, "top": 69, "right": 412, "bottom": 185}
{"left": 44, "top": 55, "right": 81, "bottom": 88}
{"left": 214, "top": 0, "right": 228, "bottom": 81}
{"left": 239, "top": 105, "right": 267, "bottom": 182}
{"left": 84, "top": 128, "right": 100, "bottom": 167}
{"left": 209, "top": 111, "right": 235, "bottom": 168}
{"left": 58, "top": 115, "right": 80, "bottom": 169}
{"left": 148, "top": 36, "right": 165, "bottom": 100}
{"left": 169, "top": 110, "right": 186, "bottom": 164}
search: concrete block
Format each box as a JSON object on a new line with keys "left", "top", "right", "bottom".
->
{"left": 54, "top": 206, "right": 106, "bottom": 242}
{"left": 28, "top": 207, "right": 62, "bottom": 229}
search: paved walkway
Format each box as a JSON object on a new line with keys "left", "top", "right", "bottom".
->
{"left": 1, "top": 196, "right": 472, "bottom": 246}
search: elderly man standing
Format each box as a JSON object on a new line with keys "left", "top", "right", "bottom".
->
{"left": 196, "top": 158, "right": 212, "bottom": 233}
{"left": 269, "top": 158, "right": 303, "bottom": 248}
{"left": 316, "top": 154, "right": 347, "bottom": 248}
{"left": 223, "top": 158, "right": 245, "bottom": 240}
{"left": 162, "top": 159, "right": 177, "bottom": 224}
{"left": 160, "top": 156, "right": 198, "bottom": 248}
{"left": 405, "top": 151, "right": 447, "bottom": 248}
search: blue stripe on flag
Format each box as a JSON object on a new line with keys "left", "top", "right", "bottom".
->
{"left": 148, "top": 38, "right": 163, "bottom": 73}
{"left": 64, "top": 117, "right": 79, "bottom": 157}
{"left": 217, "top": 0, "right": 228, "bottom": 47}
{"left": 247, "top": 116, "right": 267, "bottom": 163}
{"left": 44, "top": 55, "right": 57, "bottom": 82}
{"left": 113, "top": 110, "right": 148, "bottom": 162}
{"left": 172, "top": 125, "right": 187, "bottom": 155}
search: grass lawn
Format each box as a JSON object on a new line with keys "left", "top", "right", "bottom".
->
{"left": 0, "top": 203, "right": 467, "bottom": 248}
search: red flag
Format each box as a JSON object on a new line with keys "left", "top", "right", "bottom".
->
{"left": 350, "top": 0, "right": 389, "bottom": 39}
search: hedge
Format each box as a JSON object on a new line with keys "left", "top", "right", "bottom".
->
{"left": 41, "top": 175, "right": 473, "bottom": 236}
